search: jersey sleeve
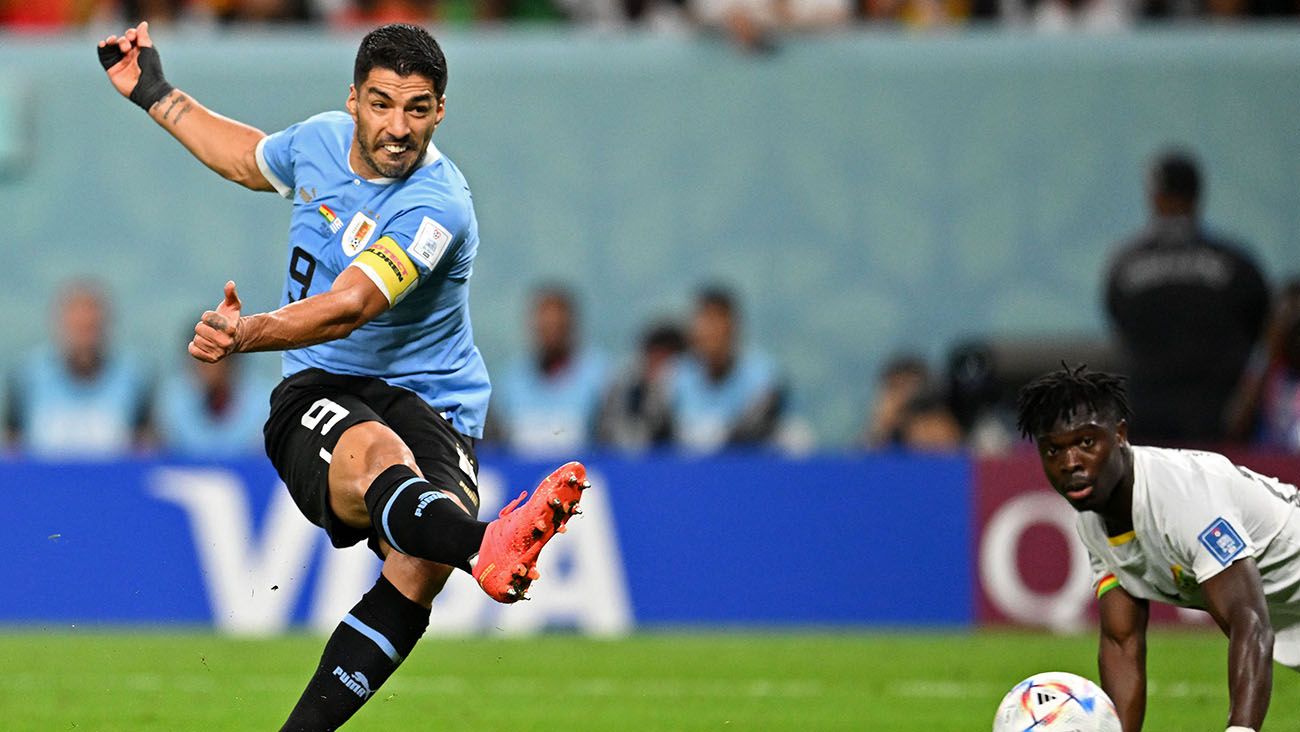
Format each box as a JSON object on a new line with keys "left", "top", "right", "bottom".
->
{"left": 1159, "top": 466, "right": 1259, "bottom": 585}
{"left": 349, "top": 202, "right": 469, "bottom": 306}
{"left": 254, "top": 122, "right": 302, "bottom": 200}
{"left": 1088, "top": 548, "right": 1120, "bottom": 599}
{"left": 1076, "top": 517, "right": 1121, "bottom": 599}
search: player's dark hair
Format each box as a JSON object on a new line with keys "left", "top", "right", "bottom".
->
{"left": 880, "top": 353, "right": 928, "bottom": 382}
{"left": 1015, "top": 364, "right": 1132, "bottom": 439}
{"left": 696, "top": 284, "right": 737, "bottom": 317}
{"left": 354, "top": 24, "right": 447, "bottom": 97}
{"left": 57, "top": 277, "right": 108, "bottom": 307}
{"left": 1151, "top": 149, "right": 1201, "bottom": 205}
{"left": 532, "top": 283, "right": 575, "bottom": 310}
{"left": 642, "top": 320, "right": 686, "bottom": 353}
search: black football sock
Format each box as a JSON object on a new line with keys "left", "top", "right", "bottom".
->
{"left": 280, "top": 575, "right": 430, "bottom": 732}
{"left": 364, "top": 465, "right": 487, "bottom": 572}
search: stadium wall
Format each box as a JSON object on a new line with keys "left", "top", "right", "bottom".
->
{"left": 3, "top": 30, "right": 1300, "bottom": 446}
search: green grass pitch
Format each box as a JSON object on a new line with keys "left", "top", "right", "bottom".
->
{"left": 2, "top": 629, "right": 1296, "bottom": 730}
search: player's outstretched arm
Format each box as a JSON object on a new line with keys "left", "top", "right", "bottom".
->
{"left": 1097, "top": 586, "right": 1149, "bottom": 732}
{"left": 1203, "top": 558, "right": 1274, "bottom": 731}
{"left": 98, "top": 21, "right": 273, "bottom": 192}
{"left": 189, "top": 268, "right": 389, "bottom": 363}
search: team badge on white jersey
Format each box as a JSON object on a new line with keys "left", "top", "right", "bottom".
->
{"left": 342, "top": 212, "right": 377, "bottom": 256}
{"left": 1199, "top": 517, "right": 1246, "bottom": 565}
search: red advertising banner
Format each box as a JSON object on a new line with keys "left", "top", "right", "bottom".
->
{"left": 973, "top": 448, "right": 1300, "bottom": 629}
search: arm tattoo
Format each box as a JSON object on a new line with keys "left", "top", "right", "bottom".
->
{"left": 171, "top": 102, "right": 194, "bottom": 126}
{"left": 159, "top": 91, "right": 187, "bottom": 122}
{"left": 147, "top": 89, "right": 177, "bottom": 113}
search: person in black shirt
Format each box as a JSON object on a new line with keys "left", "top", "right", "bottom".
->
{"left": 1104, "top": 149, "right": 1270, "bottom": 444}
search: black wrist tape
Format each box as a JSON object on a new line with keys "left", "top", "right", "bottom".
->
{"left": 129, "top": 47, "right": 174, "bottom": 111}
{"left": 97, "top": 44, "right": 174, "bottom": 112}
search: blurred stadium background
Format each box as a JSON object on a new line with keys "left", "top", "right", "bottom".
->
{"left": 3, "top": 7, "right": 1300, "bottom": 730}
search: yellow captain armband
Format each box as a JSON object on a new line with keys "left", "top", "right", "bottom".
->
{"left": 352, "top": 236, "right": 419, "bottom": 305}
{"left": 1096, "top": 573, "right": 1120, "bottom": 599}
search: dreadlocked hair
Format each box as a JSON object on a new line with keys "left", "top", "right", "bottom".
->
{"left": 1015, "top": 363, "right": 1132, "bottom": 439}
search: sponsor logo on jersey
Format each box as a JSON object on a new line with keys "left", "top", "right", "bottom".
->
{"left": 342, "top": 212, "right": 378, "bottom": 256}
{"left": 408, "top": 216, "right": 453, "bottom": 270}
{"left": 332, "top": 667, "right": 373, "bottom": 699}
{"left": 298, "top": 186, "right": 317, "bottom": 204}
{"left": 318, "top": 204, "right": 344, "bottom": 234}
{"left": 414, "top": 490, "right": 447, "bottom": 517}
{"left": 1198, "top": 517, "right": 1246, "bottom": 566}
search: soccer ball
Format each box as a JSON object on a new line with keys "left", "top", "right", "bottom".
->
{"left": 991, "top": 671, "right": 1120, "bottom": 732}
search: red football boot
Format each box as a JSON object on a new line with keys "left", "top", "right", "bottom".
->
{"left": 472, "top": 461, "right": 588, "bottom": 603}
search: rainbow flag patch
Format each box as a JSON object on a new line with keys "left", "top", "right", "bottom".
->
{"left": 1095, "top": 573, "right": 1119, "bottom": 598}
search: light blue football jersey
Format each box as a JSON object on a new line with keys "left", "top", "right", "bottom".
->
{"left": 255, "top": 111, "right": 489, "bottom": 438}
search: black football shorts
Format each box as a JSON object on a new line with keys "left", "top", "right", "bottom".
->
{"left": 263, "top": 368, "right": 482, "bottom": 556}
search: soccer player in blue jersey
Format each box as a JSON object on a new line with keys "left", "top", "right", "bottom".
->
{"left": 99, "top": 21, "right": 588, "bottom": 731}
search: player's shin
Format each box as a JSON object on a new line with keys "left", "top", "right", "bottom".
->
{"left": 280, "top": 575, "right": 429, "bottom": 732}
{"left": 364, "top": 465, "right": 486, "bottom": 572}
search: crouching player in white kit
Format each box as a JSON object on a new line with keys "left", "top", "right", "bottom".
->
{"left": 1017, "top": 366, "right": 1300, "bottom": 732}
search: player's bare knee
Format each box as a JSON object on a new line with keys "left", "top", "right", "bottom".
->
{"left": 328, "top": 421, "right": 420, "bottom": 526}
{"left": 334, "top": 421, "right": 420, "bottom": 479}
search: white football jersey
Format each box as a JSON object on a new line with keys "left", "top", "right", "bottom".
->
{"left": 1078, "top": 446, "right": 1300, "bottom": 664}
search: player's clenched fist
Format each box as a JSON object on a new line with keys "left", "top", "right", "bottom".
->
{"left": 97, "top": 20, "right": 174, "bottom": 112}
{"left": 189, "top": 281, "right": 243, "bottom": 363}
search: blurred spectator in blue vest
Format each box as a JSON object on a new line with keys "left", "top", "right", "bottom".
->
{"left": 493, "top": 284, "right": 609, "bottom": 456}
{"left": 155, "top": 327, "right": 272, "bottom": 458}
{"left": 671, "top": 285, "right": 784, "bottom": 452}
{"left": 596, "top": 319, "right": 686, "bottom": 451}
{"left": 5, "top": 280, "right": 152, "bottom": 458}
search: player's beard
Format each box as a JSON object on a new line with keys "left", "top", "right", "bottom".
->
{"left": 356, "top": 122, "right": 428, "bottom": 179}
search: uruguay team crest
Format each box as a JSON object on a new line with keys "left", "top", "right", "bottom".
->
{"left": 342, "top": 212, "right": 377, "bottom": 256}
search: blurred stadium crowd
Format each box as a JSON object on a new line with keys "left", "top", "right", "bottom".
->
{"left": 8, "top": 149, "right": 1300, "bottom": 461}
{"left": 1, "top": 0, "right": 1298, "bottom": 50}
{"left": 5, "top": 276, "right": 812, "bottom": 459}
